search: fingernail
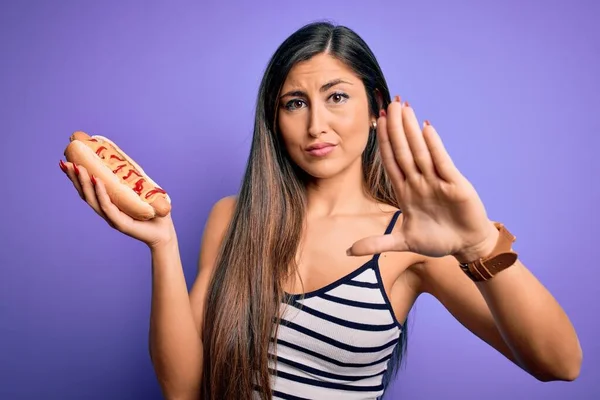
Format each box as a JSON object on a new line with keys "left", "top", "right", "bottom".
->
{"left": 394, "top": 95, "right": 401, "bottom": 103}
{"left": 73, "top": 163, "right": 80, "bottom": 176}
{"left": 59, "top": 160, "right": 67, "bottom": 173}
{"left": 346, "top": 248, "right": 353, "bottom": 256}
{"left": 403, "top": 101, "right": 410, "bottom": 108}
{"left": 91, "top": 175, "right": 97, "bottom": 186}
{"left": 379, "top": 109, "right": 386, "bottom": 117}
{"left": 424, "top": 120, "right": 431, "bottom": 127}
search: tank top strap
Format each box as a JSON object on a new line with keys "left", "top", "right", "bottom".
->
{"left": 372, "top": 210, "right": 402, "bottom": 262}
{"left": 384, "top": 210, "right": 402, "bottom": 235}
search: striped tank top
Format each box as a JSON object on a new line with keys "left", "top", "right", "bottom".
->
{"left": 257, "top": 210, "right": 404, "bottom": 400}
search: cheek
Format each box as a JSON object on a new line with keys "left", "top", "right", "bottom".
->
{"left": 277, "top": 119, "right": 304, "bottom": 156}
{"left": 336, "top": 100, "right": 369, "bottom": 134}
{"left": 337, "top": 117, "right": 370, "bottom": 152}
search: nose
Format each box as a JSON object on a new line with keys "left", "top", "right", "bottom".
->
{"left": 307, "top": 102, "right": 328, "bottom": 138}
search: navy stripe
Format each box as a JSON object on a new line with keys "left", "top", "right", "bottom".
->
{"left": 344, "top": 280, "right": 380, "bottom": 289}
{"left": 283, "top": 261, "right": 376, "bottom": 300}
{"left": 272, "top": 338, "right": 394, "bottom": 368}
{"left": 276, "top": 355, "right": 386, "bottom": 382}
{"left": 271, "top": 369, "right": 384, "bottom": 392}
{"left": 272, "top": 390, "right": 312, "bottom": 400}
{"left": 278, "top": 319, "right": 399, "bottom": 353}
{"left": 290, "top": 300, "right": 397, "bottom": 332}
{"left": 319, "top": 293, "right": 389, "bottom": 310}
{"left": 253, "top": 387, "right": 311, "bottom": 400}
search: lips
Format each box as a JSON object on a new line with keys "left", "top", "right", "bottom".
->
{"left": 305, "top": 142, "right": 337, "bottom": 157}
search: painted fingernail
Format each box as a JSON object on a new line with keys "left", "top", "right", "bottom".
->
{"left": 91, "top": 175, "right": 97, "bottom": 186}
{"left": 404, "top": 101, "right": 410, "bottom": 108}
{"left": 424, "top": 120, "right": 431, "bottom": 126}
{"left": 73, "top": 163, "right": 80, "bottom": 176}
{"left": 380, "top": 109, "right": 386, "bottom": 117}
{"left": 394, "top": 95, "right": 401, "bottom": 103}
{"left": 59, "top": 160, "right": 67, "bottom": 173}
{"left": 346, "top": 248, "right": 353, "bottom": 256}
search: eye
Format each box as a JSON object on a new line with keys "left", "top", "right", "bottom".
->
{"left": 283, "top": 92, "right": 349, "bottom": 111}
{"left": 284, "top": 99, "right": 306, "bottom": 111}
{"left": 329, "top": 92, "right": 349, "bottom": 104}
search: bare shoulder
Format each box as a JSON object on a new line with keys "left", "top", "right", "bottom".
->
{"left": 200, "top": 195, "right": 238, "bottom": 249}
{"left": 189, "top": 195, "right": 238, "bottom": 333}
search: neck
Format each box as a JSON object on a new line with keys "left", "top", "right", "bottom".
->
{"left": 304, "top": 159, "right": 373, "bottom": 217}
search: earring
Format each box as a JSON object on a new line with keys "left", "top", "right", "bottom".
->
{"left": 371, "top": 121, "right": 377, "bottom": 130}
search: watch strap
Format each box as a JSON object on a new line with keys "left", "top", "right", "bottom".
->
{"left": 459, "top": 223, "right": 518, "bottom": 282}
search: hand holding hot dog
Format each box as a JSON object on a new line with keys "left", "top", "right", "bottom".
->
{"left": 64, "top": 131, "right": 171, "bottom": 220}
{"left": 60, "top": 131, "right": 177, "bottom": 248}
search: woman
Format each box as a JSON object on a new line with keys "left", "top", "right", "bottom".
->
{"left": 59, "top": 22, "right": 581, "bottom": 400}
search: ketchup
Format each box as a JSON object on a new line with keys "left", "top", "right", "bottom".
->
{"left": 132, "top": 179, "right": 145, "bottom": 195}
{"left": 123, "top": 169, "right": 142, "bottom": 180}
{"left": 145, "top": 187, "right": 167, "bottom": 199}
{"left": 91, "top": 140, "right": 166, "bottom": 200}
{"left": 110, "top": 154, "right": 126, "bottom": 162}
{"left": 113, "top": 164, "right": 127, "bottom": 174}
{"left": 95, "top": 146, "right": 107, "bottom": 158}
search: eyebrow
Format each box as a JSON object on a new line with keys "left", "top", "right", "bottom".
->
{"left": 279, "top": 78, "right": 353, "bottom": 99}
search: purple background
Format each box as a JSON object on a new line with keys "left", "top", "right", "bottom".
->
{"left": 1, "top": 1, "right": 598, "bottom": 399}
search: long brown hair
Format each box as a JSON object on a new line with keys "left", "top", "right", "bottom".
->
{"left": 201, "top": 21, "right": 407, "bottom": 399}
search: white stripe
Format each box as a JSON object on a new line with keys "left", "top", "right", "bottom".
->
{"left": 272, "top": 340, "right": 392, "bottom": 377}
{"left": 297, "top": 296, "right": 396, "bottom": 326}
{"left": 268, "top": 372, "right": 384, "bottom": 400}
{"left": 275, "top": 323, "right": 398, "bottom": 365}
{"left": 325, "top": 284, "right": 386, "bottom": 304}
{"left": 350, "top": 268, "right": 379, "bottom": 284}
{"left": 271, "top": 358, "right": 386, "bottom": 386}
{"left": 279, "top": 303, "right": 398, "bottom": 347}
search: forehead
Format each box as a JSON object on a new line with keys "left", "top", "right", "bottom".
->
{"left": 282, "top": 53, "right": 360, "bottom": 89}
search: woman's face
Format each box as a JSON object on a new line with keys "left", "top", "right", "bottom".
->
{"left": 277, "top": 53, "right": 375, "bottom": 179}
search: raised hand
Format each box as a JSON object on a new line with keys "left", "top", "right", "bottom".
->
{"left": 349, "top": 96, "right": 498, "bottom": 261}
{"left": 59, "top": 160, "right": 177, "bottom": 249}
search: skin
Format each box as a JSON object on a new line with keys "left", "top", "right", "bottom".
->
{"left": 60, "top": 52, "right": 582, "bottom": 395}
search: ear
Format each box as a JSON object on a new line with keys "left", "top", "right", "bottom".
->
{"left": 374, "top": 88, "right": 384, "bottom": 111}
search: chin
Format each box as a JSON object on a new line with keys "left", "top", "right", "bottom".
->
{"left": 293, "top": 158, "right": 355, "bottom": 180}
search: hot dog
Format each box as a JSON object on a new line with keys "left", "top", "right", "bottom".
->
{"left": 64, "top": 131, "right": 172, "bottom": 221}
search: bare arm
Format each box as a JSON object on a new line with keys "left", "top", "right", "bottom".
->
{"left": 414, "top": 255, "right": 582, "bottom": 382}
{"left": 148, "top": 196, "right": 236, "bottom": 399}
{"left": 149, "top": 239, "right": 203, "bottom": 399}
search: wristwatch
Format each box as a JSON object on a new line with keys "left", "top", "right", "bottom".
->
{"left": 459, "top": 222, "right": 518, "bottom": 282}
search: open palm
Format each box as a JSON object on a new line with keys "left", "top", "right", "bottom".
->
{"left": 350, "top": 96, "right": 495, "bottom": 259}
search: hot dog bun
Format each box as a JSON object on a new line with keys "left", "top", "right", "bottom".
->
{"left": 64, "top": 131, "right": 171, "bottom": 221}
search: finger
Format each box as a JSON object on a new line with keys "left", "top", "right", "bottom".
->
{"left": 402, "top": 104, "right": 435, "bottom": 178}
{"left": 75, "top": 165, "right": 112, "bottom": 221}
{"left": 422, "top": 122, "right": 460, "bottom": 182}
{"left": 93, "top": 177, "right": 131, "bottom": 231}
{"left": 347, "top": 234, "right": 410, "bottom": 257}
{"left": 386, "top": 96, "right": 419, "bottom": 177}
{"left": 59, "top": 159, "right": 69, "bottom": 174}
{"left": 376, "top": 109, "right": 405, "bottom": 183}
{"left": 63, "top": 161, "right": 85, "bottom": 200}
